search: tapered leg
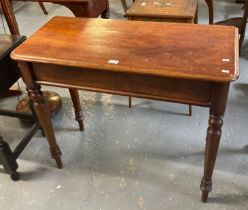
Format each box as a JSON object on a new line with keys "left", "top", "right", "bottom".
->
{"left": 69, "top": 89, "right": 84, "bottom": 131}
{"left": 188, "top": 105, "right": 192, "bottom": 116}
{"left": 201, "top": 113, "right": 222, "bottom": 202}
{"left": 205, "top": 0, "right": 214, "bottom": 24}
{"left": 200, "top": 84, "right": 229, "bottom": 202}
{"left": 38, "top": 2, "right": 48, "bottom": 15}
{"left": 29, "top": 88, "right": 62, "bottom": 168}
{"left": 120, "top": 0, "right": 128, "bottom": 12}
{"left": 194, "top": 6, "right": 198, "bottom": 24}
{"left": 128, "top": 96, "right": 132, "bottom": 108}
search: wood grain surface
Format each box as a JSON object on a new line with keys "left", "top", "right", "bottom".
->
{"left": 126, "top": 0, "right": 197, "bottom": 18}
{"left": 11, "top": 16, "right": 239, "bottom": 82}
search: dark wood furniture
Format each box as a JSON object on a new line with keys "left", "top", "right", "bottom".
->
{"left": 0, "top": 0, "right": 109, "bottom": 34}
{"left": 0, "top": 35, "right": 23, "bottom": 97}
{"left": 0, "top": 34, "right": 39, "bottom": 180}
{"left": 126, "top": 0, "right": 198, "bottom": 23}
{"left": 126, "top": 0, "right": 198, "bottom": 115}
{"left": 12, "top": 0, "right": 109, "bottom": 18}
{"left": 38, "top": 2, "right": 48, "bottom": 15}
{"left": 121, "top": 0, "right": 213, "bottom": 23}
{"left": 0, "top": 0, "right": 109, "bottom": 126}
{"left": 11, "top": 17, "right": 239, "bottom": 202}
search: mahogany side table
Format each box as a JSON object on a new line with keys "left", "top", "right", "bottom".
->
{"left": 11, "top": 17, "right": 239, "bottom": 202}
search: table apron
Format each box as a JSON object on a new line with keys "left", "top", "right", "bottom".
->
{"left": 32, "top": 63, "right": 212, "bottom": 106}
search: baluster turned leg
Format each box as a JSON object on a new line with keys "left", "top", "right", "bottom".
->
{"left": 18, "top": 62, "right": 62, "bottom": 169}
{"left": 200, "top": 84, "right": 229, "bottom": 202}
{"left": 201, "top": 113, "right": 223, "bottom": 202}
{"left": 69, "top": 89, "right": 84, "bottom": 131}
{"left": 29, "top": 88, "right": 62, "bottom": 168}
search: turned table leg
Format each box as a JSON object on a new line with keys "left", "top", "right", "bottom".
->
{"left": 200, "top": 83, "right": 229, "bottom": 202}
{"left": 29, "top": 88, "right": 62, "bottom": 168}
{"left": 18, "top": 62, "right": 62, "bottom": 168}
{"left": 69, "top": 89, "right": 84, "bottom": 131}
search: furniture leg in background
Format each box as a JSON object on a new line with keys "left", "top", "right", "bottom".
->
{"left": 38, "top": 2, "right": 48, "bottom": 15}
{"left": 1, "top": 0, "right": 110, "bottom": 128}
{"left": 205, "top": 0, "right": 214, "bottom": 24}
{"left": 0, "top": 34, "right": 41, "bottom": 180}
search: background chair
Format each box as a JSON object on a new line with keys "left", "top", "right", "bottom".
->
{"left": 0, "top": 34, "right": 39, "bottom": 180}
{"left": 215, "top": 0, "right": 248, "bottom": 53}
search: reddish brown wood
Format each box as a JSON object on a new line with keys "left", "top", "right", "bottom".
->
{"left": 11, "top": 17, "right": 239, "bottom": 201}
{"left": 0, "top": 0, "right": 109, "bottom": 36}
{"left": 127, "top": 0, "right": 197, "bottom": 114}
{"left": 12, "top": 17, "right": 239, "bottom": 82}
{"left": 31, "top": 63, "right": 212, "bottom": 106}
{"left": 200, "top": 83, "right": 229, "bottom": 202}
{"left": 126, "top": 0, "right": 197, "bottom": 23}
{"left": 12, "top": 0, "right": 110, "bottom": 18}
{"left": 18, "top": 62, "right": 62, "bottom": 169}
{"left": 0, "top": 0, "right": 20, "bottom": 35}
{"left": 69, "top": 88, "right": 84, "bottom": 131}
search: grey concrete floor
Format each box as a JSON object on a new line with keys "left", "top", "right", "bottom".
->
{"left": 0, "top": 0, "right": 248, "bottom": 209}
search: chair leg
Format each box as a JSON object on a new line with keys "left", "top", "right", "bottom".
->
{"left": 101, "top": 0, "right": 110, "bottom": 19}
{"left": 39, "top": 2, "right": 48, "bottom": 15}
{"left": 128, "top": 96, "right": 132, "bottom": 108}
{"left": 205, "top": 0, "right": 214, "bottom": 24}
{"left": 0, "top": 136, "right": 19, "bottom": 181}
{"left": 188, "top": 105, "right": 192, "bottom": 116}
{"left": 120, "top": 0, "right": 128, "bottom": 12}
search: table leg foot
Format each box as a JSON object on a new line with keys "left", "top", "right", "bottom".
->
{"left": 29, "top": 87, "right": 63, "bottom": 168}
{"left": 201, "top": 113, "right": 222, "bottom": 202}
{"left": 50, "top": 145, "right": 63, "bottom": 169}
{"left": 200, "top": 178, "right": 212, "bottom": 202}
{"left": 10, "top": 172, "right": 20, "bottom": 181}
{"left": 101, "top": 10, "right": 110, "bottom": 19}
{"left": 128, "top": 96, "right": 132, "bottom": 108}
{"left": 188, "top": 105, "right": 192, "bottom": 116}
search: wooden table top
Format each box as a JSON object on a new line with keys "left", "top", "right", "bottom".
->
{"left": 126, "top": 0, "right": 197, "bottom": 18}
{"left": 11, "top": 16, "right": 239, "bottom": 82}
